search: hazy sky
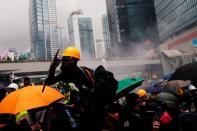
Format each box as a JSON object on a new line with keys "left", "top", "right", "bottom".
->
{"left": 0, "top": 0, "right": 107, "bottom": 53}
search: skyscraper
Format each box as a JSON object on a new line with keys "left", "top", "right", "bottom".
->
{"left": 154, "top": 0, "right": 197, "bottom": 42}
{"left": 105, "top": 0, "right": 159, "bottom": 57}
{"left": 68, "top": 16, "right": 95, "bottom": 59}
{"left": 78, "top": 18, "right": 95, "bottom": 59}
{"left": 29, "top": 0, "right": 59, "bottom": 60}
{"left": 67, "top": 15, "right": 81, "bottom": 50}
{"left": 102, "top": 14, "right": 111, "bottom": 57}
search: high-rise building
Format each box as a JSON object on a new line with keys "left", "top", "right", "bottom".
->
{"left": 105, "top": 0, "right": 159, "bottom": 57}
{"left": 95, "top": 40, "right": 105, "bottom": 59}
{"left": 78, "top": 18, "right": 95, "bottom": 59}
{"left": 105, "top": 0, "right": 121, "bottom": 57}
{"left": 102, "top": 14, "right": 111, "bottom": 57}
{"left": 67, "top": 15, "right": 81, "bottom": 50}
{"left": 68, "top": 16, "right": 95, "bottom": 59}
{"left": 154, "top": 0, "right": 197, "bottom": 42}
{"left": 29, "top": 0, "right": 59, "bottom": 60}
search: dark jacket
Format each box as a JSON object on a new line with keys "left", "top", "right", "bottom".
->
{"left": 46, "top": 64, "right": 94, "bottom": 90}
{"left": 46, "top": 64, "right": 106, "bottom": 131}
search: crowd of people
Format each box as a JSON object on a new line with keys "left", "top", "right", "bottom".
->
{"left": 0, "top": 46, "right": 197, "bottom": 131}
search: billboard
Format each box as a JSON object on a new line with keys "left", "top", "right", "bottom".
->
{"left": 192, "top": 38, "right": 197, "bottom": 47}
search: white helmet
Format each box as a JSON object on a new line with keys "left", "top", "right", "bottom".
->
{"left": 188, "top": 85, "right": 196, "bottom": 91}
{"left": 7, "top": 83, "right": 19, "bottom": 90}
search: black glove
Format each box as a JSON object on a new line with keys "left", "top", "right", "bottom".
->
{"left": 51, "top": 57, "right": 61, "bottom": 69}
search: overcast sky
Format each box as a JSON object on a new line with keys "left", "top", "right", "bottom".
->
{"left": 0, "top": 0, "right": 107, "bottom": 53}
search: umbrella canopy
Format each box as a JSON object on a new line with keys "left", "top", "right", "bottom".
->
{"left": 169, "top": 62, "right": 197, "bottom": 87}
{"left": 165, "top": 80, "right": 191, "bottom": 89}
{"left": 116, "top": 77, "right": 144, "bottom": 99}
{"left": 146, "top": 86, "right": 162, "bottom": 94}
{"left": 0, "top": 85, "right": 64, "bottom": 115}
{"left": 164, "top": 80, "right": 191, "bottom": 94}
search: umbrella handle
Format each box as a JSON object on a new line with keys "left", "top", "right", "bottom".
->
{"left": 42, "top": 84, "right": 46, "bottom": 93}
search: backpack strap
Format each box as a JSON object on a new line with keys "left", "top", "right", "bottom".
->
{"left": 79, "top": 66, "right": 95, "bottom": 87}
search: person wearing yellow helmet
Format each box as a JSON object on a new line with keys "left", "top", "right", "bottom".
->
{"left": 136, "top": 89, "right": 147, "bottom": 98}
{"left": 45, "top": 46, "right": 96, "bottom": 130}
{"left": 62, "top": 46, "right": 80, "bottom": 60}
{"left": 46, "top": 46, "right": 94, "bottom": 89}
{"left": 45, "top": 46, "right": 118, "bottom": 131}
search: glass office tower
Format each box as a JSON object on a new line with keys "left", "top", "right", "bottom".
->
{"left": 102, "top": 14, "right": 111, "bottom": 57}
{"left": 29, "top": 0, "right": 59, "bottom": 60}
{"left": 105, "top": 0, "right": 159, "bottom": 57}
{"left": 78, "top": 17, "right": 95, "bottom": 59}
{"left": 154, "top": 0, "right": 197, "bottom": 42}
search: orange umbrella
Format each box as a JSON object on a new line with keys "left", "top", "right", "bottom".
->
{"left": 0, "top": 85, "right": 64, "bottom": 114}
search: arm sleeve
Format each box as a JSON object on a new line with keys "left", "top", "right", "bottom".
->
{"left": 45, "top": 73, "right": 65, "bottom": 85}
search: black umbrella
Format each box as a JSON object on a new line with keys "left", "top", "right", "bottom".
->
{"left": 169, "top": 62, "right": 197, "bottom": 87}
{"left": 42, "top": 49, "right": 60, "bottom": 92}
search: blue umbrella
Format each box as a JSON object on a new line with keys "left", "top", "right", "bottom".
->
{"left": 146, "top": 86, "right": 162, "bottom": 94}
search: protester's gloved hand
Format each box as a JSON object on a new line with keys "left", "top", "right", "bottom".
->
{"left": 51, "top": 56, "right": 61, "bottom": 69}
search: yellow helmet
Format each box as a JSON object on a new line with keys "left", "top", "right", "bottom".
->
{"left": 62, "top": 46, "right": 80, "bottom": 60}
{"left": 136, "top": 89, "right": 147, "bottom": 97}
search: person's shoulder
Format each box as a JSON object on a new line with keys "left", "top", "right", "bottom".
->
{"left": 80, "top": 66, "right": 94, "bottom": 72}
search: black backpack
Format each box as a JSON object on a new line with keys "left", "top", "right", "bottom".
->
{"left": 78, "top": 65, "right": 118, "bottom": 130}
{"left": 80, "top": 65, "right": 118, "bottom": 106}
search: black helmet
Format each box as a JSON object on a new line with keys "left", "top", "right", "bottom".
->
{"left": 153, "top": 92, "right": 177, "bottom": 109}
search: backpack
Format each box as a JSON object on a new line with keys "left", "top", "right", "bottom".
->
{"left": 79, "top": 65, "right": 118, "bottom": 130}
{"left": 80, "top": 65, "right": 118, "bottom": 107}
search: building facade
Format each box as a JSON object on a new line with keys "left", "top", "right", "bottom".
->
{"left": 67, "top": 15, "right": 81, "bottom": 50}
{"left": 95, "top": 40, "right": 105, "bottom": 59}
{"left": 105, "top": 0, "right": 159, "bottom": 57}
{"left": 155, "top": 0, "right": 197, "bottom": 75}
{"left": 154, "top": 0, "right": 197, "bottom": 42}
{"left": 102, "top": 14, "right": 111, "bottom": 57}
{"left": 29, "top": 0, "right": 59, "bottom": 60}
{"left": 78, "top": 18, "right": 95, "bottom": 59}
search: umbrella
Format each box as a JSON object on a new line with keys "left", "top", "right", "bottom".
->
{"left": 164, "top": 80, "right": 191, "bottom": 94}
{"left": 146, "top": 86, "right": 162, "bottom": 94}
{"left": 165, "top": 80, "right": 191, "bottom": 89}
{"left": 0, "top": 85, "right": 64, "bottom": 115}
{"left": 169, "top": 62, "right": 197, "bottom": 87}
{"left": 163, "top": 72, "right": 174, "bottom": 81}
{"left": 116, "top": 77, "right": 144, "bottom": 99}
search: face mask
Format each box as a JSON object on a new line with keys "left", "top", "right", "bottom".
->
{"left": 60, "top": 62, "right": 74, "bottom": 72}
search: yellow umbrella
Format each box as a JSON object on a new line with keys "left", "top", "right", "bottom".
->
{"left": 0, "top": 85, "right": 64, "bottom": 115}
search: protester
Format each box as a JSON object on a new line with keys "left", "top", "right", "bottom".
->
{"left": 152, "top": 92, "right": 180, "bottom": 131}
{"left": 6, "top": 83, "right": 18, "bottom": 94}
{"left": 103, "top": 102, "right": 123, "bottom": 131}
{"left": 123, "top": 92, "right": 153, "bottom": 131}
{"left": 46, "top": 46, "right": 118, "bottom": 131}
